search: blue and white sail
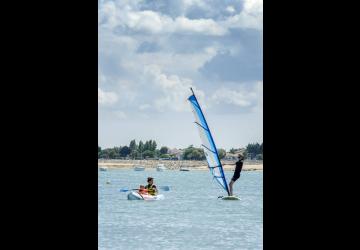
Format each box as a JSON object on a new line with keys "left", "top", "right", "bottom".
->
{"left": 188, "top": 88, "right": 230, "bottom": 196}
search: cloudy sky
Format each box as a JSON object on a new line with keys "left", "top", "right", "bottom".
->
{"left": 98, "top": 0, "right": 263, "bottom": 151}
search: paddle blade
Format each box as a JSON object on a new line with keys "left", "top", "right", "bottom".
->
{"left": 120, "top": 188, "right": 140, "bottom": 192}
{"left": 159, "top": 186, "right": 170, "bottom": 191}
{"left": 120, "top": 186, "right": 169, "bottom": 192}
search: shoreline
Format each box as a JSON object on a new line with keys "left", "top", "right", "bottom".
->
{"left": 98, "top": 159, "right": 263, "bottom": 171}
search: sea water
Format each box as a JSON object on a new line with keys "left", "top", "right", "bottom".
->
{"left": 98, "top": 169, "right": 263, "bottom": 250}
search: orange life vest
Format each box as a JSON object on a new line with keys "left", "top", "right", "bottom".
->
{"left": 138, "top": 187, "right": 148, "bottom": 194}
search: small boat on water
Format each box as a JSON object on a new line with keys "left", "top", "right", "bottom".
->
{"left": 179, "top": 166, "right": 190, "bottom": 171}
{"left": 100, "top": 167, "right": 108, "bottom": 171}
{"left": 156, "top": 164, "right": 167, "bottom": 171}
{"left": 127, "top": 191, "right": 165, "bottom": 200}
{"left": 134, "top": 165, "right": 145, "bottom": 171}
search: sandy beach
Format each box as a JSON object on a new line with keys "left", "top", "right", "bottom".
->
{"left": 98, "top": 159, "right": 263, "bottom": 171}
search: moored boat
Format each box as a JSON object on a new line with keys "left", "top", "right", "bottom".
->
{"left": 179, "top": 166, "right": 190, "bottom": 171}
{"left": 134, "top": 165, "right": 145, "bottom": 171}
{"left": 156, "top": 164, "right": 167, "bottom": 171}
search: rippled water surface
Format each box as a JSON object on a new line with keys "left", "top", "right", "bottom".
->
{"left": 99, "top": 169, "right": 263, "bottom": 250}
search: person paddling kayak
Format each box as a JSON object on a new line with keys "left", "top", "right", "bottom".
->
{"left": 144, "top": 177, "right": 158, "bottom": 196}
{"left": 228, "top": 154, "right": 244, "bottom": 196}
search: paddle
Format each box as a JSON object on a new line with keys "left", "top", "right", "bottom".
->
{"left": 120, "top": 186, "right": 170, "bottom": 192}
{"left": 119, "top": 188, "right": 139, "bottom": 192}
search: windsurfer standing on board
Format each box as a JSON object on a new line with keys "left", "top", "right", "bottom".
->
{"left": 228, "top": 153, "right": 244, "bottom": 196}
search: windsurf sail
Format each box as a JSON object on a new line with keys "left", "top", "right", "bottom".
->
{"left": 187, "top": 88, "right": 230, "bottom": 196}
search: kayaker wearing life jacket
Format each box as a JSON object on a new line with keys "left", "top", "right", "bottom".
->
{"left": 145, "top": 177, "right": 158, "bottom": 196}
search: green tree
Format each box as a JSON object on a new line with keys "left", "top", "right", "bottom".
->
{"left": 229, "top": 148, "right": 236, "bottom": 154}
{"left": 142, "top": 150, "right": 154, "bottom": 158}
{"left": 108, "top": 149, "right": 117, "bottom": 159}
{"left": 192, "top": 149, "right": 204, "bottom": 160}
{"left": 243, "top": 151, "right": 248, "bottom": 159}
{"left": 144, "top": 140, "right": 150, "bottom": 151}
{"left": 183, "top": 146, "right": 205, "bottom": 160}
{"left": 182, "top": 145, "right": 194, "bottom": 160}
{"left": 160, "top": 146, "right": 168, "bottom": 155}
{"left": 217, "top": 148, "right": 226, "bottom": 159}
{"left": 99, "top": 149, "right": 108, "bottom": 158}
{"left": 119, "top": 146, "right": 131, "bottom": 157}
{"left": 114, "top": 147, "right": 122, "bottom": 158}
{"left": 160, "top": 154, "right": 170, "bottom": 158}
{"left": 138, "top": 141, "right": 144, "bottom": 153}
{"left": 154, "top": 149, "right": 161, "bottom": 158}
{"left": 129, "top": 140, "right": 137, "bottom": 159}
{"left": 151, "top": 140, "right": 157, "bottom": 151}
{"left": 99, "top": 147, "right": 120, "bottom": 159}
{"left": 129, "top": 140, "right": 137, "bottom": 152}
{"left": 246, "top": 143, "right": 262, "bottom": 159}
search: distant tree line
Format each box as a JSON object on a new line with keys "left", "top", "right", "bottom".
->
{"left": 245, "top": 142, "right": 263, "bottom": 160}
{"left": 181, "top": 146, "right": 227, "bottom": 160}
{"left": 98, "top": 140, "right": 262, "bottom": 161}
{"left": 98, "top": 139, "right": 174, "bottom": 159}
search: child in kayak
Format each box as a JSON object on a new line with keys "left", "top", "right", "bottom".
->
{"left": 144, "top": 177, "right": 158, "bottom": 196}
{"left": 138, "top": 185, "right": 148, "bottom": 195}
{"left": 228, "top": 154, "right": 244, "bottom": 196}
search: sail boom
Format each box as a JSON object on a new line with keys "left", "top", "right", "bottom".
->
{"left": 201, "top": 144, "right": 216, "bottom": 154}
{"left": 194, "top": 121, "right": 209, "bottom": 132}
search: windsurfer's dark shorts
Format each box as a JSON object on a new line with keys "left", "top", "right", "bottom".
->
{"left": 231, "top": 171, "right": 241, "bottom": 182}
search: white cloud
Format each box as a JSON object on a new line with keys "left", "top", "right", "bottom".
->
{"left": 211, "top": 81, "right": 263, "bottom": 108}
{"left": 252, "top": 81, "right": 263, "bottom": 112}
{"left": 99, "top": 1, "right": 227, "bottom": 36}
{"left": 211, "top": 88, "right": 251, "bottom": 107}
{"left": 98, "top": 71, "right": 107, "bottom": 85}
{"left": 144, "top": 65, "right": 206, "bottom": 112}
{"left": 114, "top": 110, "right": 127, "bottom": 119}
{"left": 183, "top": 0, "right": 206, "bottom": 9}
{"left": 99, "top": 0, "right": 263, "bottom": 148}
{"left": 135, "top": 45, "right": 220, "bottom": 77}
{"left": 139, "top": 104, "right": 151, "bottom": 110}
{"left": 100, "top": 0, "right": 263, "bottom": 36}
{"left": 173, "top": 16, "right": 227, "bottom": 36}
{"left": 98, "top": 88, "right": 118, "bottom": 105}
{"left": 224, "top": 0, "right": 263, "bottom": 30}
{"left": 226, "top": 5, "right": 236, "bottom": 13}
{"left": 99, "top": 32, "right": 139, "bottom": 57}
{"left": 98, "top": 1, "right": 263, "bottom": 112}
{"left": 244, "top": 0, "right": 263, "bottom": 14}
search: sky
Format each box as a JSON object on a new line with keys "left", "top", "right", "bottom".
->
{"left": 98, "top": 0, "right": 263, "bottom": 151}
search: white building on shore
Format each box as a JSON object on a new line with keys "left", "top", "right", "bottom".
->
{"left": 168, "top": 148, "right": 184, "bottom": 160}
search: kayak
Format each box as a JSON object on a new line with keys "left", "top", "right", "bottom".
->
{"left": 127, "top": 191, "right": 165, "bottom": 201}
